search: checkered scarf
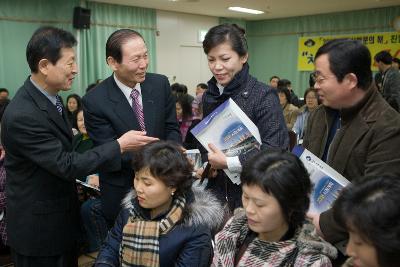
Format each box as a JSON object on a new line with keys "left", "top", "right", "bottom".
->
{"left": 120, "top": 196, "right": 186, "bottom": 267}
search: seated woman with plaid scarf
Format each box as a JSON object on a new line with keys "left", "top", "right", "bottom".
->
{"left": 212, "top": 150, "right": 337, "bottom": 266}
{"left": 95, "top": 141, "right": 225, "bottom": 267}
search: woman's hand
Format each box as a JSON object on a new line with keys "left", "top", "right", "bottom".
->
{"left": 207, "top": 143, "right": 227, "bottom": 169}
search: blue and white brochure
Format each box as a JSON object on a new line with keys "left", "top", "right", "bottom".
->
{"left": 191, "top": 98, "right": 261, "bottom": 184}
{"left": 292, "top": 146, "right": 350, "bottom": 214}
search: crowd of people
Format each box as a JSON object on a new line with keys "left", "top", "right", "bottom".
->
{"left": 0, "top": 22, "right": 399, "bottom": 267}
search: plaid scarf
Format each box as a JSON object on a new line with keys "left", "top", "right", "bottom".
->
{"left": 213, "top": 213, "right": 300, "bottom": 267}
{"left": 120, "top": 196, "right": 186, "bottom": 267}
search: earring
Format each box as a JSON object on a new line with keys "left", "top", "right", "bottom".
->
{"left": 171, "top": 192, "right": 175, "bottom": 196}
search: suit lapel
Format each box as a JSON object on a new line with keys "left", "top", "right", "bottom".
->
{"left": 25, "top": 79, "right": 72, "bottom": 140}
{"left": 107, "top": 77, "right": 141, "bottom": 130}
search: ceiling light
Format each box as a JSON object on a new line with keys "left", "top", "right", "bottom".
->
{"left": 228, "top": 6, "right": 264, "bottom": 15}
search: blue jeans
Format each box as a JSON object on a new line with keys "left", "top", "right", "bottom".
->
{"left": 80, "top": 198, "right": 108, "bottom": 253}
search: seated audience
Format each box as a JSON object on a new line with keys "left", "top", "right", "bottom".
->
{"left": 278, "top": 79, "right": 303, "bottom": 107}
{"left": 292, "top": 88, "right": 320, "bottom": 143}
{"left": 277, "top": 87, "right": 300, "bottom": 129}
{"left": 0, "top": 88, "right": 9, "bottom": 101}
{"left": 212, "top": 150, "right": 337, "bottom": 266}
{"left": 66, "top": 93, "right": 82, "bottom": 131}
{"left": 96, "top": 141, "right": 224, "bottom": 267}
{"left": 333, "top": 176, "right": 400, "bottom": 267}
{"left": 269, "top": 75, "right": 279, "bottom": 89}
{"left": 0, "top": 88, "right": 10, "bottom": 123}
{"left": 184, "top": 94, "right": 204, "bottom": 149}
{"left": 196, "top": 83, "right": 208, "bottom": 96}
{"left": 0, "top": 137, "right": 6, "bottom": 247}
{"left": 176, "top": 94, "right": 194, "bottom": 141}
{"left": 73, "top": 109, "right": 108, "bottom": 253}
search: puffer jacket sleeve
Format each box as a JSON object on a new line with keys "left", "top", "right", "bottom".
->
{"left": 95, "top": 208, "right": 130, "bottom": 267}
{"left": 175, "top": 224, "right": 213, "bottom": 267}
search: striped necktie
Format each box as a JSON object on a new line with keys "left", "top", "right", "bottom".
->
{"left": 130, "top": 89, "right": 146, "bottom": 131}
{"left": 55, "top": 95, "right": 63, "bottom": 115}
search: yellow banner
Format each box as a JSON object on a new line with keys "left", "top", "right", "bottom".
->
{"left": 298, "top": 32, "right": 400, "bottom": 71}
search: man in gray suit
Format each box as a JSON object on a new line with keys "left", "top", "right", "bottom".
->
{"left": 1, "top": 26, "right": 157, "bottom": 266}
{"left": 82, "top": 29, "right": 181, "bottom": 226}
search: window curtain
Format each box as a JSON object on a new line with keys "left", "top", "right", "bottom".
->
{"left": 0, "top": 0, "right": 156, "bottom": 97}
{"left": 0, "top": 0, "right": 78, "bottom": 98}
{"left": 78, "top": 1, "right": 157, "bottom": 95}
{"left": 246, "top": 6, "right": 400, "bottom": 97}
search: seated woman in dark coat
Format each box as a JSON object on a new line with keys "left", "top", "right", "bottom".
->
{"left": 95, "top": 141, "right": 224, "bottom": 267}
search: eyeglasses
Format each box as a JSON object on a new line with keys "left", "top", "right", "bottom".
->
{"left": 311, "top": 71, "right": 335, "bottom": 84}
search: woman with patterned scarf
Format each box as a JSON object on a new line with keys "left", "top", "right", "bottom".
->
{"left": 200, "top": 24, "right": 288, "bottom": 213}
{"left": 212, "top": 150, "right": 337, "bottom": 266}
{"left": 95, "top": 141, "right": 225, "bottom": 267}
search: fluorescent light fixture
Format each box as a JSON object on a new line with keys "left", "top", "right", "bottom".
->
{"left": 228, "top": 6, "right": 264, "bottom": 15}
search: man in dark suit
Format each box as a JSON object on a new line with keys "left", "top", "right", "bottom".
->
{"left": 82, "top": 29, "right": 181, "bottom": 226}
{"left": 1, "top": 26, "right": 158, "bottom": 267}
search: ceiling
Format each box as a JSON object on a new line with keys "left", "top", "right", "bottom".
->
{"left": 90, "top": 0, "right": 400, "bottom": 20}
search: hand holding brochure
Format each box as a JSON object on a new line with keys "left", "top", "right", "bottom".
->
{"left": 292, "top": 146, "right": 350, "bottom": 214}
{"left": 76, "top": 179, "right": 100, "bottom": 192}
{"left": 190, "top": 98, "right": 261, "bottom": 185}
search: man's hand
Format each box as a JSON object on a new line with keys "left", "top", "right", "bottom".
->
{"left": 117, "top": 131, "right": 159, "bottom": 153}
{"left": 307, "top": 212, "right": 325, "bottom": 238}
{"left": 208, "top": 143, "right": 227, "bottom": 169}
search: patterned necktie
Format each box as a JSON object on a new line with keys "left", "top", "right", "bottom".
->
{"left": 130, "top": 89, "right": 146, "bottom": 131}
{"left": 55, "top": 95, "right": 63, "bottom": 115}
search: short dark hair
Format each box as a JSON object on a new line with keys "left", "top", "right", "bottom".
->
{"left": 106, "top": 29, "right": 143, "bottom": 63}
{"left": 374, "top": 50, "right": 393, "bottom": 65}
{"left": 196, "top": 83, "right": 208, "bottom": 90}
{"left": 0, "top": 88, "right": 9, "bottom": 94}
{"left": 132, "top": 141, "right": 193, "bottom": 197}
{"left": 270, "top": 75, "right": 280, "bottom": 82}
{"left": 171, "top": 83, "right": 188, "bottom": 96}
{"left": 176, "top": 94, "right": 193, "bottom": 121}
{"left": 277, "top": 79, "right": 291, "bottom": 88}
{"left": 393, "top": 58, "right": 400, "bottom": 65}
{"left": 26, "top": 26, "right": 77, "bottom": 73}
{"left": 66, "top": 94, "right": 82, "bottom": 112}
{"left": 315, "top": 39, "right": 372, "bottom": 90}
{"left": 203, "top": 24, "right": 247, "bottom": 57}
{"left": 304, "top": 87, "right": 321, "bottom": 105}
{"left": 277, "top": 87, "right": 291, "bottom": 104}
{"left": 333, "top": 176, "right": 400, "bottom": 267}
{"left": 241, "top": 150, "right": 312, "bottom": 231}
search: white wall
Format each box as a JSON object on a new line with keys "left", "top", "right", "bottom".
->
{"left": 155, "top": 10, "right": 218, "bottom": 96}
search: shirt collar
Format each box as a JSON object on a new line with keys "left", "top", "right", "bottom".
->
{"left": 113, "top": 74, "right": 142, "bottom": 96}
{"left": 30, "top": 76, "right": 58, "bottom": 105}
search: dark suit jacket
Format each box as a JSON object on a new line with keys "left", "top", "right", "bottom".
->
{"left": 1, "top": 78, "right": 122, "bottom": 256}
{"left": 82, "top": 73, "right": 181, "bottom": 188}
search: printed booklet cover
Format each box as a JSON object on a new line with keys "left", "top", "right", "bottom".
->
{"left": 191, "top": 98, "right": 261, "bottom": 185}
{"left": 292, "top": 146, "right": 350, "bottom": 214}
